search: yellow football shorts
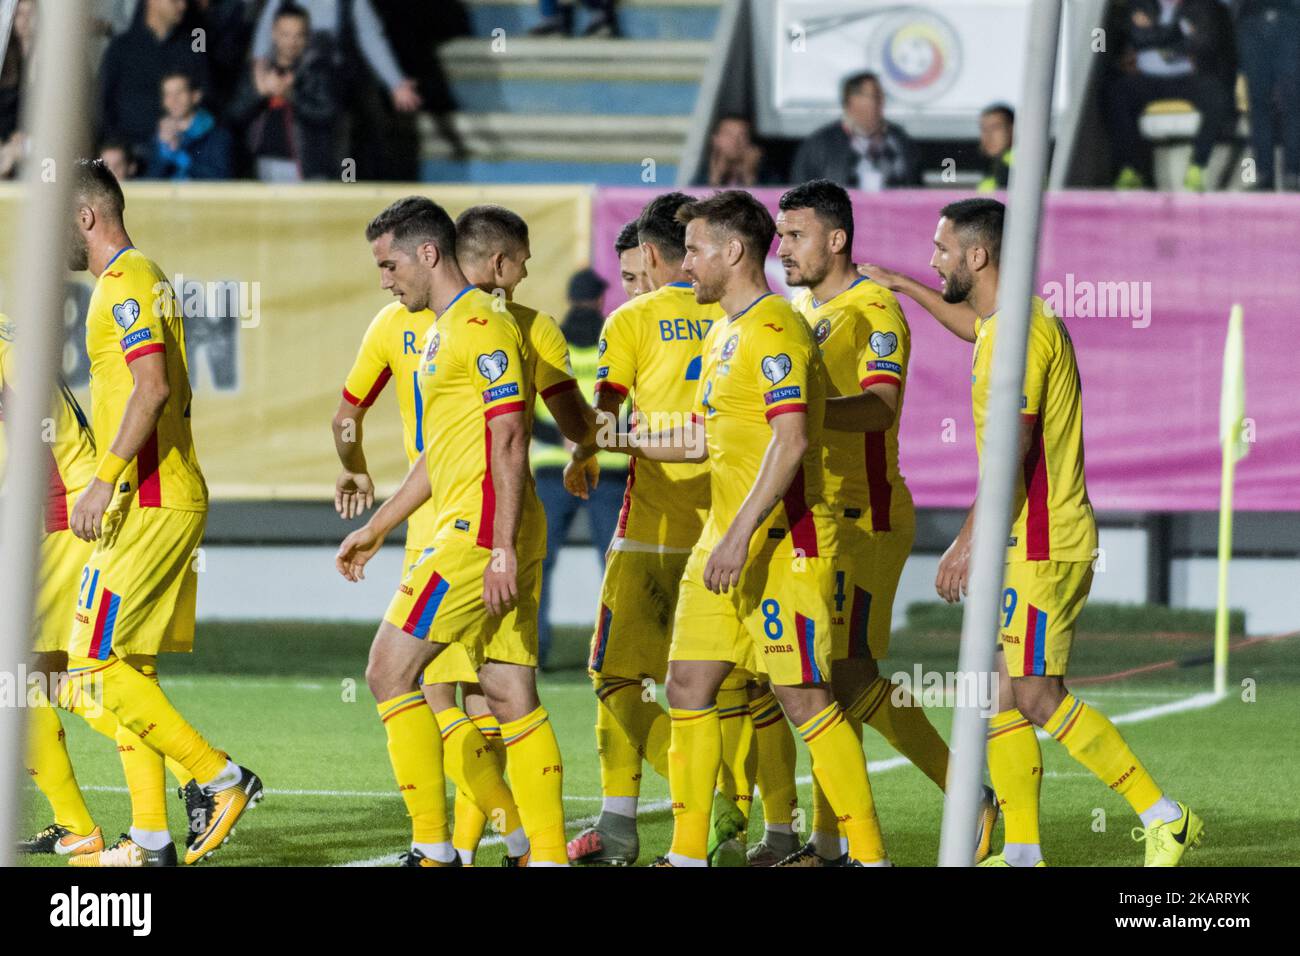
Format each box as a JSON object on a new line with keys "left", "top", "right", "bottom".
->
{"left": 400, "top": 550, "right": 481, "bottom": 686}
{"left": 34, "top": 528, "right": 95, "bottom": 654}
{"left": 999, "top": 559, "right": 1094, "bottom": 678}
{"left": 589, "top": 547, "right": 691, "bottom": 682}
{"left": 384, "top": 538, "right": 542, "bottom": 669}
{"left": 67, "top": 505, "right": 205, "bottom": 661}
{"left": 830, "top": 519, "right": 914, "bottom": 662}
{"left": 669, "top": 539, "right": 836, "bottom": 687}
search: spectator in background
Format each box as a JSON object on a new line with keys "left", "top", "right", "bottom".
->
{"left": 1233, "top": 0, "right": 1300, "bottom": 191}
{"left": 1102, "top": 0, "right": 1235, "bottom": 191}
{"left": 251, "top": 0, "right": 421, "bottom": 117}
{"left": 228, "top": 2, "right": 338, "bottom": 181}
{"left": 791, "top": 71, "right": 919, "bottom": 190}
{"left": 694, "top": 115, "right": 775, "bottom": 188}
{"left": 534, "top": 267, "right": 626, "bottom": 669}
{"left": 99, "top": 137, "right": 141, "bottom": 181}
{"left": 145, "top": 71, "right": 234, "bottom": 179}
{"left": 185, "top": 0, "right": 261, "bottom": 120}
{"left": 530, "top": 0, "right": 620, "bottom": 37}
{"left": 369, "top": 0, "right": 469, "bottom": 179}
{"left": 977, "top": 103, "right": 1014, "bottom": 192}
{"left": 0, "top": 0, "right": 35, "bottom": 180}
{"left": 98, "top": 0, "right": 211, "bottom": 159}
{"left": 614, "top": 220, "right": 648, "bottom": 298}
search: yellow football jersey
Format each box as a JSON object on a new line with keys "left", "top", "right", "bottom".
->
{"left": 508, "top": 299, "right": 579, "bottom": 418}
{"left": 342, "top": 301, "right": 439, "bottom": 549}
{"left": 594, "top": 282, "right": 720, "bottom": 551}
{"left": 694, "top": 293, "right": 836, "bottom": 557}
{"left": 0, "top": 315, "right": 97, "bottom": 532}
{"left": 794, "top": 278, "right": 914, "bottom": 531}
{"left": 85, "top": 247, "right": 206, "bottom": 511}
{"left": 416, "top": 286, "right": 545, "bottom": 556}
{"left": 971, "top": 296, "right": 1097, "bottom": 561}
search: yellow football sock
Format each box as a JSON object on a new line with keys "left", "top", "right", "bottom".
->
{"left": 749, "top": 688, "right": 798, "bottom": 827}
{"left": 598, "top": 676, "right": 670, "bottom": 778}
{"left": 25, "top": 688, "right": 96, "bottom": 834}
{"left": 501, "top": 706, "right": 566, "bottom": 865}
{"left": 668, "top": 705, "right": 720, "bottom": 862}
{"left": 848, "top": 676, "right": 950, "bottom": 790}
{"left": 64, "top": 656, "right": 227, "bottom": 785}
{"left": 797, "top": 702, "right": 885, "bottom": 864}
{"left": 595, "top": 691, "right": 643, "bottom": 798}
{"left": 1047, "top": 694, "right": 1163, "bottom": 815}
{"left": 59, "top": 668, "right": 196, "bottom": 787}
{"left": 809, "top": 716, "right": 862, "bottom": 841}
{"left": 436, "top": 707, "right": 522, "bottom": 846}
{"left": 716, "top": 678, "right": 756, "bottom": 824}
{"left": 452, "top": 712, "right": 509, "bottom": 855}
{"left": 377, "top": 691, "right": 448, "bottom": 845}
{"left": 986, "top": 708, "right": 1042, "bottom": 845}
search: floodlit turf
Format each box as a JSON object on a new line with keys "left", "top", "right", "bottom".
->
{"left": 19, "top": 609, "right": 1299, "bottom": 867}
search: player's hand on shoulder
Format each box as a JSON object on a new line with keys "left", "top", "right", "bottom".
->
{"left": 336, "top": 524, "right": 383, "bottom": 582}
{"left": 70, "top": 479, "right": 113, "bottom": 542}
{"left": 335, "top": 470, "right": 376, "bottom": 520}
{"left": 859, "top": 262, "right": 905, "bottom": 292}
{"left": 483, "top": 546, "right": 518, "bottom": 617}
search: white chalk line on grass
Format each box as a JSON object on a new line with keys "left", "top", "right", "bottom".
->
{"left": 37, "top": 689, "right": 1222, "bottom": 865}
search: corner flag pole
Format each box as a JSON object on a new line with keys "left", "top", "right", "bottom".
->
{"left": 1214, "top": 305, "right": 1246, "bottom": 699}
{"left": 936, "top": 0, "right": 1063, "bottom": 867}
{"left": 0, "top": 0, "right": 90, "bottom": 866}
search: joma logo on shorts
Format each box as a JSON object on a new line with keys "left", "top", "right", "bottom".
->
{"left": 1002, "top": 634, "right": 1021, "bottom": 644}
{"left": 763, "top": 645, "right": 791, "bottom": 654}
{"left": 400, "top": 585, "right": 413, "bottom": 597}
{"left": 75, "top": 613, "right": 89, "bottom": 625}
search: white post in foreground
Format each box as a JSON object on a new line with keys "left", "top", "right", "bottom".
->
{"left": 936, "top": 0, "right": 1064, "bottom": 867}
{"left": 0, "top": 0, "right": 90, "bottom": 866}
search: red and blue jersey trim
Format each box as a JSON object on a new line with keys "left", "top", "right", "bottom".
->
{"left": 590, "top": 603, "right": 613, "bottom": 671}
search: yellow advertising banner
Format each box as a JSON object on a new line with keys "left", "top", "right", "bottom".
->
{"left": 0, "top": 183, "right": 591, "bottom": 499}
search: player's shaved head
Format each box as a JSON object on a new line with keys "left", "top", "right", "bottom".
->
{"left": 676, "top": 189, "right": 775, "bottom": 266}
{"left": 637, "top": 191, "right": 690, "bottom": 262}
{"left": 69, "top": 159, "right": 126, "bottom": 271}
{"left": 366, "top": 196, "right": 457, "bottom": 260}
{"left": 73, "top": 158, "right": 125, "bottom": 222}
{"left": 455, "top": 204, "right": 529, "bottom": 263}
{"left": 939, "top": 197, "right": 1004, "bottom": 268}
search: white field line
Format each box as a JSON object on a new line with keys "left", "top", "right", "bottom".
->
{"left": 33, "top": 688, "right": 1222, "bottom": 865}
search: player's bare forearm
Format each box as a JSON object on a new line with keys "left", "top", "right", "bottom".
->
{"left": 546, "top": 387, "right": 598, "bottom": 449}
{"left": 581, "top": 391, "right": 625, "bottom": 459}
{"left": 618, "top": 419, "right": 707, "bottom": 463}
{"left": 366, "top": 453, "right": 431, "bottom": 538}
{"left": 331, "top": 396, "right": 369, "bottom": 474}
{"left": 825, "top": 382, "right": 899, "bottom": 433}
{"left": 487, "top": 412, "right": 526, "bottom": 553}
{"left": 727, "top": 415, "right": 808, "bottom": 544}
{"left": 108, "top": 353, "right": 170, "bottom": 464}
{"left": 861, "top": 264, "right": 978, "bottom": 343}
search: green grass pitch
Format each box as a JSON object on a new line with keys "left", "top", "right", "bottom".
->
{"left": 19, "top": 606, "right": 1299, "bottom": 867}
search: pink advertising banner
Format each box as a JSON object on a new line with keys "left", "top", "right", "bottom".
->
{"left": 591, "top": 188, "right": 1300, "bottom": 512}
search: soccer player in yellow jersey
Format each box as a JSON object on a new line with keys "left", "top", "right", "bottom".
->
{"left": 770, "top": 179, "right": 999, "bottom": 866}
{"left": 562, "top": 192, "right": 729, "bottom": 865}
{"left": 1, "top": 316, "right": 105, "bottom": 857}
{"left": 61, "top": 160, "right": 262, "bottom": 868}
{"left": 336, "top": 197, "right": 568, "bottom": 867}
{"left": 876, "top": 197, "right": 1202, "bottom": 867}
{"left": 441, "top": 202, "right": 597, "bottom": 862}
{"left": 605, "top": 190, "right": 889, "bottom": 867}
